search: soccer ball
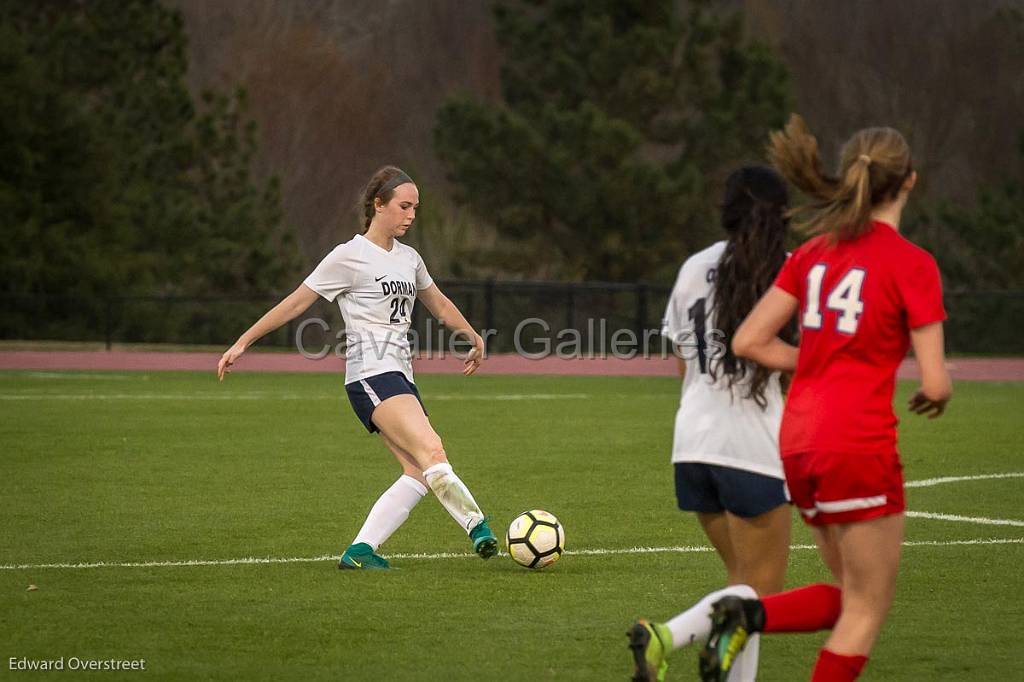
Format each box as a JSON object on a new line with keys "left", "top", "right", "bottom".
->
{"left": 505, "top": 510, "right": 565, "bottom": 569}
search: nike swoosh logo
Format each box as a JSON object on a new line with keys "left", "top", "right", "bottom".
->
{"left": 349, "top": 558, "right": 362, "bottom": 567}
{"left": 374, "top": 275, "right": 387, "bottom": 282}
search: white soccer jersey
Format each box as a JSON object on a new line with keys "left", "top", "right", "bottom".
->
{"left": 662, "top": 241, "right": 784, "bottom": 479}
{"left": 304, "top": 233, "right": 433, "bottom": 385}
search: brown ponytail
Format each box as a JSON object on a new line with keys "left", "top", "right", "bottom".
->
{"left": 767, "top": 114, "right": 913, "bottom": 241}
{"left": 358, "top": 166, "right": 412, "bottom": 233}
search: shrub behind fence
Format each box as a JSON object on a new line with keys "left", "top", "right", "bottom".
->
{"left": 1, "top": 283, "right": 1020, "bottom": 355}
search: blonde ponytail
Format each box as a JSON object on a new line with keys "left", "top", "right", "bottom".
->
{"left": 767, "top": 114, "right": 837, "bottom": 203}
{"left": 767, "top": 114, "right": 913, "bottom": 241}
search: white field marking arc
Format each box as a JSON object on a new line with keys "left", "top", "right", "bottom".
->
{"left": 905, "top": 472, "right": 1024, "bottom": 488}
{"left": 0, "top": 393, "right": 592, "bottom": 402}
{"left": 1, "top": 538, "right": 1020, "bottom": 572}
{"left": 905, "top": 511, "right": 1024, "bottom": 527}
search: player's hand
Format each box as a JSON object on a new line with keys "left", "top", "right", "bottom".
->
{"left": 907, "top": 389, "right": 949, "bottom": 419}
{"left": 218, "top": 343, "right": 246, "bottom": 382}
{"left": 463, "top": 334, "right": 484, "bottom": 376}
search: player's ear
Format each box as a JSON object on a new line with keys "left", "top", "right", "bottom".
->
{"left": 903, "top": 170, "right": 917, "bottom": 193}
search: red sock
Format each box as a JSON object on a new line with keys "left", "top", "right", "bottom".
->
{"left": 811, "top": 648, "right": 868, "bottom": 681}
{"left": 761, "top": 583, "right": 842, "bottom": 633}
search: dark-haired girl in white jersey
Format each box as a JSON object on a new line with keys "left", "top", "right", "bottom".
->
{"left": 218, "top": 166, "right": 497, "bottom": 569}
{"left": 629, "top": 166, "right": 794, "bottom": 681}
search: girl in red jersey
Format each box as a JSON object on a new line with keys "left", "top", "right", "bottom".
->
{"left": 698, "top": 115, "right": 952, "bottom": 682}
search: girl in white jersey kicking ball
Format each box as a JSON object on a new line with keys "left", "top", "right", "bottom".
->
{"left": 217, "top": 166, "right": 498, "bottom": 569}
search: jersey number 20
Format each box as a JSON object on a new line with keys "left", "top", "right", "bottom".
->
{"left": 802, "top": 264, "right": 866, "bottom": 334}
{"left": 389, "top": 298, "right": 409, "bottom": 324}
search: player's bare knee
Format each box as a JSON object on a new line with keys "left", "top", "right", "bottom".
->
{"left": 423, "top": 442, "right": 447, "bottom": 467}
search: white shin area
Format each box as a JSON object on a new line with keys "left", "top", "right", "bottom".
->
{"left": 665, "top": 584, "right": 758, "bottom": 650}
{"left": 352, "top": 475, "right": 428, "bottom": 551}
{"left": 422, "top": 462, "right": 484, "bottom": 534}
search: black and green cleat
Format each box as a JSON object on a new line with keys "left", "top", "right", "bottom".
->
{"left": 469, "top": 518, "right": 498, "bottom": 559}
{"left": 627, "top": 619, "right": 671, "bottom": 681}
{"left": 699, "top": 596, "right": 750, "bottom": 682}
{"left": 338, "top": 542, "right": 390, "bottom": 570}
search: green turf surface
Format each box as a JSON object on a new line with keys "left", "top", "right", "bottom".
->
{"left": 0, "top": 370, "right": 1021, "bottom": 680}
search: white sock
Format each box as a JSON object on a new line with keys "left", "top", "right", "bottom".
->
{"left": 352, "top": 475, "right": 427, "bottom": 551}
{"left": 727, "top": 632, "right": 760, "bottom": 682}
{"left": 665, "top": 584, "right": 758, "bottom": 650}
{"left": 422, "top": 462, "right": 484, "bottom": 533}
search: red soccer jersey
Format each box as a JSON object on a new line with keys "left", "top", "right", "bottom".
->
{"left": 773, "top": 220, "right": 946, "bottom": 457}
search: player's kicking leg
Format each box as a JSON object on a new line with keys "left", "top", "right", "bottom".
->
{"left": 372, "top": 395, "right": 497, "bottom": 559}
{"left": 468, "top": 514, "right": 498, "bottom": 558}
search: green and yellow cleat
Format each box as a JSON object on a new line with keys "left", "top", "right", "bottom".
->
{"left": 338, "top": 542, "right": 390, "bottom": 570}
{"left": 627, "top": 619, "right": 671, "bottom": 681}
{"left": 699, "top": 597, "right": 750, "bottom": 681}
{"left": 469, "top": 518, "right": 498, "bottom": 559}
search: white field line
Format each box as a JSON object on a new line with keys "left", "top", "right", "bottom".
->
{"left": 436, "top": 393, "right": 591, "bottom": 401}
{"left": 0, "top": 393, "right": 591, "bottom": 401}
{"left": 906, "top": 511, "right": 1024, "bottom": 527}
{"left": 905, "top": 472, "right": 1024, "bottom": 488}
{"left": 0, "top": 394, "right": 293, "bottom": 401}
{"left": 1, "top": 538, "right": 1020, "bottom": 572}
{"left": 25, "top": 372, "right": 147, "bottom": 380}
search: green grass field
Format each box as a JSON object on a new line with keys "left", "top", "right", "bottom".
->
{"left": 1, "top": 370, "right": 1022, "bottom": 680}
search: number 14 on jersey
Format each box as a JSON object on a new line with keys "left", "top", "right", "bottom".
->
{"left": 802, "top": 264, "right": 866, "bottom": 334}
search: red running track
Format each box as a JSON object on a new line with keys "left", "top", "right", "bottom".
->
{"left": 0, "top": 351, "right": 1021, "bottom": 381}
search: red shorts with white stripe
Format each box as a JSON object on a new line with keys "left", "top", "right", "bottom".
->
{"left": 783, "top": 450, "right": 905, "bottom": 526}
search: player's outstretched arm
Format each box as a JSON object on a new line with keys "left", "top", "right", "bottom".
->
{"left": 733, "top": 286, "right": 800, "bottom": 371}
{"left": 418, "top": 284, "right": 484, "bottom": 376}
{"left": 907, "top": 322, "right": 952, "bottom": 418}
{"left": 217, "top": 284, "right": 320, "bottom": 381}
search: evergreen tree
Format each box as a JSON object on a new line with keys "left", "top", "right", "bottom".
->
{"left": 906, "top": 135, "right": 1024, "bottom": 291}
{"left": 0, "top": 18, "right": 113, "bottom": 299}
{"left": 434, "top": 0, "right": 790, "bottom": 281}
{"left": 0, "top": 0, "right": 300, "bottom": 307}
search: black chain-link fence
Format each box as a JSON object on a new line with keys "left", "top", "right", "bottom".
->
{"left": 1, "top": 283, "right": 1021, "bottom": 355}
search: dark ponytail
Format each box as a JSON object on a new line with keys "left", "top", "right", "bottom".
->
{"left": 709, "top": 166, "right": 793, "bottom": 409}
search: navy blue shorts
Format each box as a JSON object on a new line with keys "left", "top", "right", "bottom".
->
{"left": 674, "top": 462, "right": 787, "bottom": 518}
{"left": 345, "top": 372, "right": 427, "bottom": 434}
